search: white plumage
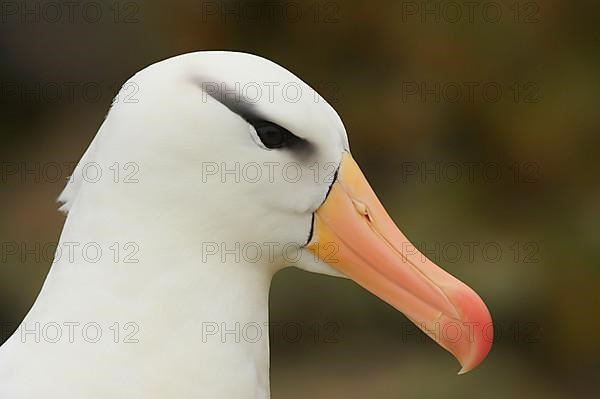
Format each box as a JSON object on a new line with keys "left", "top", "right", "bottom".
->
{"left": 0, "top": 52, "right": 347, "bottom": 398}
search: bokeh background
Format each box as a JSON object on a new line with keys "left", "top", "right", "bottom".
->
{"left": 1, "top": 0, "right": 599, "bottom": 397}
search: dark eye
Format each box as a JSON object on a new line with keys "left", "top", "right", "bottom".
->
{"left": 246, "top": 118, "right": 311, "bottom": 153}
{"left": 254, "top": 121, "right": 288, "bottom": 149}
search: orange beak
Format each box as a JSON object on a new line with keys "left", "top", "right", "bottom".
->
{"left": 308, "top": 152, "right": 493, "bottom": 373}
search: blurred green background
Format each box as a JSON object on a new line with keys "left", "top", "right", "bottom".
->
{"left": 1, "top": 0, "right": 599, "bottom": 397}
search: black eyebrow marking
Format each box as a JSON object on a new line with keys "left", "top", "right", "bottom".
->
{"left": 196, "top": 78, "right": 259, "bottom": 120}
{"left": 195, "top": 78, "right": 315, "bottom": 158}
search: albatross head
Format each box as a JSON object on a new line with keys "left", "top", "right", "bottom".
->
{"left": 59, "top": 51, "right": 492, "bottom": 375}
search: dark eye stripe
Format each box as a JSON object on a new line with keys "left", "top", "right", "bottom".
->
{"left": 197, "top": 79, "right": 313, "bottom": 155}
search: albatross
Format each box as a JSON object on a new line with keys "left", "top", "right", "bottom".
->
{"left": 0, "top": 51, "right": 492, "bottom": 398}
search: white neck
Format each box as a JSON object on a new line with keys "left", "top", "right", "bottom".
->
{"left": 0, "top": 197, "right": 274, "bottom": 399}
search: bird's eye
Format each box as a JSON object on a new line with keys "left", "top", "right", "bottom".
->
{"left": 251, "top": 119, "right": 306, "bottom": 150}
{"left": 255, "top": 121, "right": 288, "bottom": 149}
{"left": 247, "top": 118, "right": 310, "bottom": 152}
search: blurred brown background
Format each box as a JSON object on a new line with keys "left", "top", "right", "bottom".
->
{"left": 1, "top": 0, "right": 599, "bottom": 397}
